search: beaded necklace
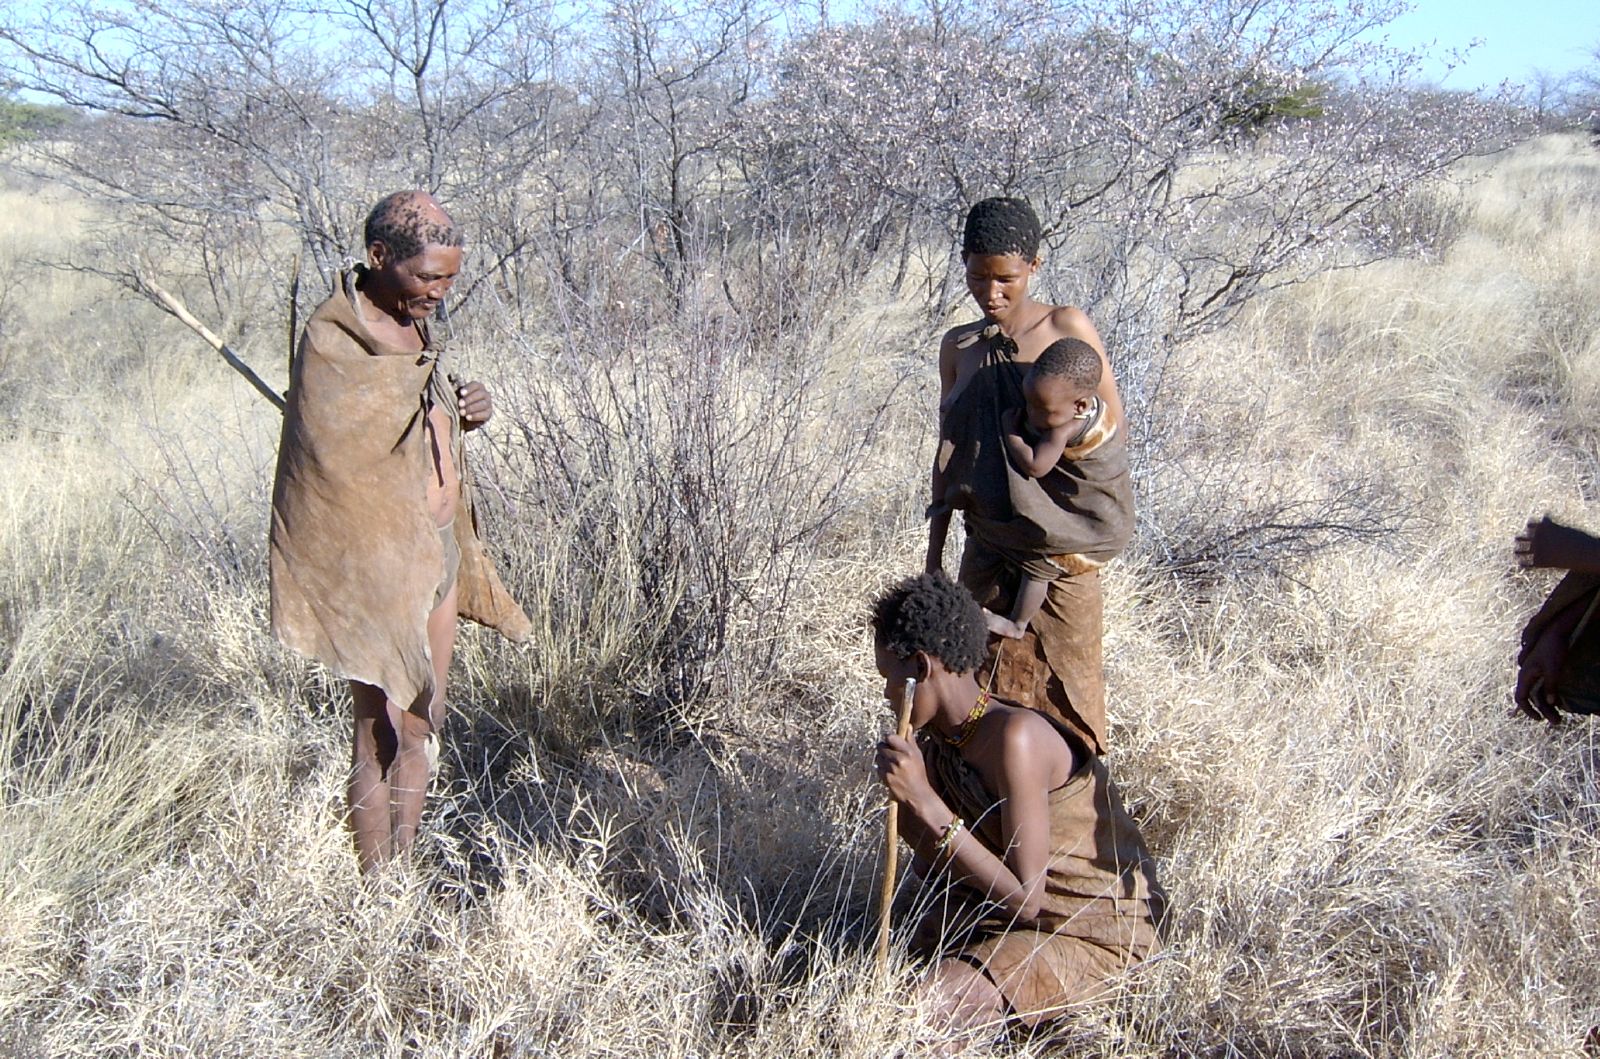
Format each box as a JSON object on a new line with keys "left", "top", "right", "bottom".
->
{"left": 942, "top": 690, "right": 990, "bottom": 748}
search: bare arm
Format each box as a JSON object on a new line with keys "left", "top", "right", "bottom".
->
{"left": 900, "top": 806, "right": 941, "bottom": 877}
{"left": 878, "top": 715, "right": 1072, "bottom": 921}
{"left": 1517, "top": 516, "right": 1600, "bottom": 574}
{"left": 877, "top": 736, "right": 955, "bottom": 868}
{"left": 939, "top": 718, "right": 1062, "bottom": 919}
{"left": 937, "top": 328, "right": 963, "bottom": 403}
{"left": 1001, "top": 407, "right": 1072, "bottom": 478}
{"left": 927, "top": 491, "right": 953, "bottom": 574}
{"left": 927, "top": 330, "right": 963, "bottom": 573}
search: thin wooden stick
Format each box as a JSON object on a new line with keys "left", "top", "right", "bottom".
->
{"left": 877, "top": 675, "right": 917, "bottom": 977}
{"left": 144, "top": 279, "right": 287, "bottom": 412}
{"left": 287, "top": 254, "right": 301, "bottom": 378}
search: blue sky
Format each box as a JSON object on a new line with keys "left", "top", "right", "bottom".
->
{"left": 3, "top": 0, "right": 1594, "bottom": 97}
{"left": 1379, "top": 0, "right": 1598, "bottom": 89}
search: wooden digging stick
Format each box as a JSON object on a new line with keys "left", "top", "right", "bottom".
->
{"left": 145, "top": 279, "right": 287, "bottom": 413}
{"left": 876, "top": 675, "right": 917, "bottom": 977}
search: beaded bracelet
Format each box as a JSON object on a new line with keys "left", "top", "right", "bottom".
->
{"left": 935, "top": 817, "right": 964, "bottom": 858}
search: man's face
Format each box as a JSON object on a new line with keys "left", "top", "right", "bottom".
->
{"left": 370, "top": 243, "right": 463, "bottom": 321}
{"left": 963, "top": 251, "right": 1038, "bottom": 326}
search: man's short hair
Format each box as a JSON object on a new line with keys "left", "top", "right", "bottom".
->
{"left": 962, "top": 197, "right": 1042, "bottom": 260}
{"left": 364, "top": 191, "right": 464, "bottom": 261}
{"left": 1031, "top": 338, "right": 1102, "bottom": 391}
{"left": 871, "top": 572, "right": 989, "bottom": 674}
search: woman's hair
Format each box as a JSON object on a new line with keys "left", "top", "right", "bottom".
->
{"left": 1031, "top": 337, "right": 1102, "bottom": 391}
{"left": 872, "top": 572, "right": 990, "bottom": 674}
{"left": 962, "top": 197, "right": 1042, "bottom": 260}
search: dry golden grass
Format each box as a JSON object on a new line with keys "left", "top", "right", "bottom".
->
{"left": 3, "top": 134, "right": 1600, "bottom": 1057}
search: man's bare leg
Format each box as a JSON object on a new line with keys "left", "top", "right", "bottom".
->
{"left": 389, "top": 583, "right": 458, "bottom": 857}
{"left": 350, "top": 681, "right": 398, "bottom": 873}
{"left": 347, "top": 584, "right": 458, "bottom": 871}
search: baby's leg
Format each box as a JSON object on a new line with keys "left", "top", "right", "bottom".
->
{"left": 983, "top": 576, "right": 1050, "bottom": 639}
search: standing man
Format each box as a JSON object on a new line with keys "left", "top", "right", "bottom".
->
{"left": 270, "top": 191, "right": 530, "bottom": 871}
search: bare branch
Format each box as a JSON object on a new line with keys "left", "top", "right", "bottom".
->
{"left": 142, "top": 277, "right": 287, "bottom": 412}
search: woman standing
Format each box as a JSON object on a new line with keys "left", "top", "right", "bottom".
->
{"left": 927, "top": 197, "right": 1132, "bottom": 754}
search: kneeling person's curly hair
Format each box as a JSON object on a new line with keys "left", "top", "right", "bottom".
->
{"left": 872, "top": 572, "right": 990, "bottom": 674}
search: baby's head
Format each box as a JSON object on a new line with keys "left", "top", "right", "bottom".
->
{"left": 1023, "top": 338, "right": 1101, "bottom": 432}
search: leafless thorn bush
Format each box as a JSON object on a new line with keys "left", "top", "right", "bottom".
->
{"left": 1362, "top": 182, "right": 1477, "bottom": 262}
{"left": 471, "top": 240, "right": 905, "bottom": 740}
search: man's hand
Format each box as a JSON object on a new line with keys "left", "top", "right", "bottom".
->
{"left": 1515, "top": 622, "right": 1569, "bottom": 724}
{"left": 1516, "top": 516, "right": 1600, "bottom": 572}
{"left": 457, "top": 380, "right": 494, "bottom": 431}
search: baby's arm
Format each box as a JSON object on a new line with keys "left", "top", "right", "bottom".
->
{"left": 1001, "top": 408, "right": 1073, "bottom": 479}
{"left": 984, "top": 576, "right": 1050, "bottom": 639}
{"left": 1517, "top": 516, "right": 1600, "bottom": 574}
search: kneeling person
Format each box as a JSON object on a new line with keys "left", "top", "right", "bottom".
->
{"left": 872, "top": 572, "right": 1165, "bottom": 1035}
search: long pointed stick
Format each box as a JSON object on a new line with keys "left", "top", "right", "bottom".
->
{"left": 877, "top": 676, "right": 917, "bottom": 977}
{"left": 143, "top": 279, "right": 286, "bottom": 413}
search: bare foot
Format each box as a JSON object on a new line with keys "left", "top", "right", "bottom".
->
{"left": 982, "top": 609, "right": 1027, "bottom": 639}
